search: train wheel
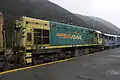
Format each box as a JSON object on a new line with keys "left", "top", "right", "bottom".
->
{"left": 39, "top": 59, "right": 44, "bottom": 64}
{"left": 53, "top": 57, "right": 58, "bottom": 61}
{"left": 65, "top": 51, "right": 71, "bottom": 58}
{"left": 32, "top": 57, "right": 38, "bottom": 65}
{"left": 51, "top": 54, "right": 58, "bottom": 61}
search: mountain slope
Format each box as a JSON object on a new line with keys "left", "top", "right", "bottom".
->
{"left": 75, "top": 14, "right": 120, "bottom": 35}
{"left": 90, "top": 17, "right": 120, "bottom": 34}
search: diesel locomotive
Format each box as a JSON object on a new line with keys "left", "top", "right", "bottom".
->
{"left": 0, "top": 13, "right": 120, "bottom": 71}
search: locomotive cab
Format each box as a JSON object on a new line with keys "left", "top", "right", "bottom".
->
{"left": 14, "top": 16, "right": 50, "bottom": 64}
{"left": 94, "top": 30, "right": 103, "bottom": 45}
{"left": 15, "top": 17, "right": 50, "bottom": 49}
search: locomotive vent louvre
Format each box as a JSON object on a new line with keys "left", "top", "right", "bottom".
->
{"left": 34, "top": 29, "right": 49, "bottom": 45}
{"left": 26, "top": 21, "right": 48, "bottom": 27}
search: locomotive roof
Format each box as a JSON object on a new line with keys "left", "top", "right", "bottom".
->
{"left": 21, "top": 16, "right": 49, "bottom": 24}
{"left": 94, "top": 30, "right": 102, "bottom": 33}
{"left": 51, "top": 21, "right": 94, "bottom": 31}
{"left": 103, "top": 33, "right": 118, "bottom": 37}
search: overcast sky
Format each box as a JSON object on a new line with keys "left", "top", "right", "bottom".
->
{"left": 49, "top": 0, "right": 120, "bottom": 28}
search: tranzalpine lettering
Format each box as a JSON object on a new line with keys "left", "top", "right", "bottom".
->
{"left": 56, "top": 33, "right": 71, "bottom": 38}
{"left": 56, "top": 33, "right": 82, "bottom": 40}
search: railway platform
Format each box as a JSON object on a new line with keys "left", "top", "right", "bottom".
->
{"left": 1, "top": 48, "right": 120, "bottom": 80}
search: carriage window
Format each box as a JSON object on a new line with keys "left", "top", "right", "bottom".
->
{"left": 111, "top": 37, "right": 114, "bottom": 40}
{"left": 99, "top": 34, "right": 102, "bottom": 38}
{"left": 109, "top": 37, "right": 111, "bottom": 39}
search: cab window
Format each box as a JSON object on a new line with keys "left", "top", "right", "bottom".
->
{"left": 95, "top": 33, "right": 97, "bottom": 38}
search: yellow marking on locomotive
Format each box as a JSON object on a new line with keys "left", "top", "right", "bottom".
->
{"left": 26, "top": 52, "right": 32, "bottom": 57}
{"left": 26, "top": 58, "right": 32, "bottom": 63}
{"left": 56, "top": 33, "right": 71, "bottom": 38}
{"left": 22, "top": 16, "right": 50, "bottom": 30}
{"left": 26, "top": 44, "right": 99, "bottom": 50}
{"left": 56, "top": 32, "right": 82, "bottom": 40}
{"left": 0, "top": 58, "right": 75, "bottom": 75}
{"left": 47, "top": 44, "right": 98, "bottom": 48}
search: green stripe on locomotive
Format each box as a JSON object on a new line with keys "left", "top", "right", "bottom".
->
{"left": 50, "top": 22, "right": 94, "bottom": 46}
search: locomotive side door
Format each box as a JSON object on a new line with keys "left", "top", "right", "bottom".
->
{"left": 26, "top": 28, "right": 33, "bottom": 46}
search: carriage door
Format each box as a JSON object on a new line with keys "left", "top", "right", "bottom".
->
{"left": 26, "top": 28, "right": 33, "bottom": 46}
